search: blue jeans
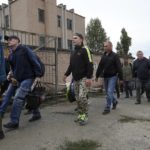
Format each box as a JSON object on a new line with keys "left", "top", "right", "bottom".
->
{"left": 0, "top": 84, "right": 17, "bottom": 114}
{"left": 9, "top": 79, "right": 40, "bottom": 124}
{"left": 104, "top": 76, "right": 117, "bottom": 109}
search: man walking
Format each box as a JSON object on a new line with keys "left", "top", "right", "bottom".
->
{"left": 96, "top": 41, "right": 123, "bottom": 115}
{"left": 63, "top": 33, "right": 93, "bottom": 125}
{"left": 3, "top": 35, "right": 42, "bottom": 130}
{"left": 133, "top": 51, "right": 150, "bottom": 104}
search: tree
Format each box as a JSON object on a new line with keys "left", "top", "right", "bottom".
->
{"left": 86, "top": 18, "right": 107, "bottom": 52}
{"left": 120, "top": 28, "right": 132, "bottom": 56}
{"left": 116, "top": 42, "right": 123, "bottom": 55}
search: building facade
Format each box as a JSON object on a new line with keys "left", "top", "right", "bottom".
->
{"left": 0, "top": 0, "right": 85, "bottom": 50}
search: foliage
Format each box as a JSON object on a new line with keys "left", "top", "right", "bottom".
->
{"left": 116, "top": 28, "right": 132, "bottom": 56}
{"left": 86, "top": 18, "right": 107, "bottom": 52}
{"left": 57, "top": 139, "right": 101, "bottom": 150}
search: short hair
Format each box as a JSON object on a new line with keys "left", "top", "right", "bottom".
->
{"left": 136, "top": 50, "right": 143, "bottom": 55}
{"left": 104, "top": 41, "right": 112, "bottom": 46}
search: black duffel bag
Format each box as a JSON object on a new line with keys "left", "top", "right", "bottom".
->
{"left": 25, "top": 82, "right": 46, "bottom": 109}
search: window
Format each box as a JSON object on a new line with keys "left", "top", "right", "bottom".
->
{"left": 39, "top": 36, "right": 45, "bottom": 47}
{"left": 5, "top": 15, "right": 9, "bottom": 28}
{"left": 57, "top": 37, "right": 62, "bottom": 49}
{"left": 38, "top": 9, "right": 45, "bottom": 23}
{"left": 57, "top": 15, "right": 61, "bottom": 27}
{"left": 68, "top": 40, "right": 72, "bottom": 50}
{"left": 67, "top": 19, "right": 72, "bottom": 30}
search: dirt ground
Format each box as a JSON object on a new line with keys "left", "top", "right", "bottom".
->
{"left": 1, "top": 94, "right": 150, "bottom": 150}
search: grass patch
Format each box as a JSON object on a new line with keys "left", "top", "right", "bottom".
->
{"left": 57, "top": 139, "right": 101, "bottom": 150}
{"left": 119, "top": 115, "right": 150, "bottom": 123}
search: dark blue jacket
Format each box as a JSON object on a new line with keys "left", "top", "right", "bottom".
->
{"left": 9, "top": 45, "right": 42, "bottom": 82}
{"left": 0, "top": 35, "right": 6, "bottom": 83}
{"left": 133, "top": 57, "right": 150, "bottom": 81}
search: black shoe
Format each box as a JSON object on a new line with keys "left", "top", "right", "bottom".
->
{"left": 135, "top": 102, "right": 141, "bottom": 104}
{"left": 3, "top": 122, "right": 19, "bottom": 129}
{"left": 112, "top": 101, "right": 118, "bottom": 110}
{"left": 0, "top": 131, "right": 4, "bottom": 140}
{"left": 125, "top": 96, "right": 129, "bottom": 98}
{"left": 102, "top": 109, "right": 110, "bottom": 115}
{"left": 29, "top": 115, "right": 41, "bottom": 122}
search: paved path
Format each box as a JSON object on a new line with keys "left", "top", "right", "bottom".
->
{"left": 1, "top": 94, "right": 150, "bottom": 150}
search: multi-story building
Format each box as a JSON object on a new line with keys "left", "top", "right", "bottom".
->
{"left": 0, "top": 0, "right": 85, "bottom": 50}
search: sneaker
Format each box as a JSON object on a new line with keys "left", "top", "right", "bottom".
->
{"left": 0, "top": 131, "right": 4, "bottom": 140}
{"left": 112, "top": 101, "right": 118, "bottom": 110}
{"left": 77, "top": 114, "right": 88, "bottom": 126}
{"left": 3, "top": 122, "right": 19, "bottom": 129}
{"left": 102, "top": 109, "right": 110, "bottom": 115}
{"left": 29, "top": 115, "right": 41, "bottom": 122}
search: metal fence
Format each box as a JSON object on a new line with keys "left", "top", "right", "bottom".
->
{"left": 1, "top": 27, "right": 58, "bottom": 95}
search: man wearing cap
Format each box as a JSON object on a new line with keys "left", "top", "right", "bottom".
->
{"left": 63, "top": 33, "right": 93, "bottom": 126}
{"left": 2, "top": 35, "right": 42, "bottom": 129}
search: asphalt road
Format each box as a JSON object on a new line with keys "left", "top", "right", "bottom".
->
{"left": 1, "top": 93, "right": 150, "bottom": 150}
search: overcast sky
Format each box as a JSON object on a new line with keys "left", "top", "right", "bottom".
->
{"left": 1, "top": 0, "right": 150, "bottom": 58}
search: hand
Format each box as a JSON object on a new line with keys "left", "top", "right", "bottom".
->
{"left": 85, "top": 79, "right": 92, "bottom": 87}
{"left": 35, "top": 77, "right": 41, "bottom": 83}
{"left": 7, "top": 74, "right": 12, "bottom": 81}
{"left": 63, "top": 75, "right": 67, "bottom": 83}
{"left": 11, "top": 78, "right": 18, "bottom": 86}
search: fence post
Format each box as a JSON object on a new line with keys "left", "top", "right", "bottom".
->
{"left": 55, "top": 37, "right": 58, "bottom": 95}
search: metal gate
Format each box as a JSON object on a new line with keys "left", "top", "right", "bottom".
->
{"left": 1, "top": 28, "right": 58, "bottom": 94}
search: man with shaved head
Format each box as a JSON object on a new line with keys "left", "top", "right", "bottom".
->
{"left": 96, "top": 41, "right": 123, "bottom": 115}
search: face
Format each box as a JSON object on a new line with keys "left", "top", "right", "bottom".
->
{"left": 8, "top": 39, "right": 19, "bottom": 48}
{"left": 103, "top": 42, "right": 112, "bottom": 52}
{"left": 72, "top": 35, "right": 83, "bottom": 46}
{"left": 137, "top": 51, "right": 143, "bottom": 60}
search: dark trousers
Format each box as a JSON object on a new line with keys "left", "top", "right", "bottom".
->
{"left": 124, "top": 81, "right": 132, "bottom": 97}
{"left": 136, "top": 78, "right": 150, "bottom": 102}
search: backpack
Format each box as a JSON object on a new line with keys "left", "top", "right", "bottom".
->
{"left": 36, "top": 55, "right": 45, "bottom": 77}
{"left": 25, "top": 46, "right": 45, "bottom": 77}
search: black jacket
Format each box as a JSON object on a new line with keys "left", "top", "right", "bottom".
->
{"left": 65, "top": 46, "right": 93, "bottom": 81}
{"left": 133, "top": 57, "right": 150, "bottom": 81}
{"left": 96, "top": 51, "right": 123, "bottom": 80}
{"left": 9, "top": 45, "right": 42, "bottom": 82}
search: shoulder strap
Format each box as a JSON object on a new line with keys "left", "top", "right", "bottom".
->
{"left": 84, "top": 46, "right": 93, "bottom": 63}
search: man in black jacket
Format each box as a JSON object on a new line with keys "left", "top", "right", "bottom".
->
{"left": 96, "top": 41, "right": 123, "bottom": 115}
{"left": 133, "top": 51, "right": 150, "bottom": 104}
{"left": 63, "top": 33, "right": 93, "bottom": 125}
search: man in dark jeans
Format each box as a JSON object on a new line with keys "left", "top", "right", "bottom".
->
{"left": 133, "top": 51, "right": 150, "bottom": 104}
{"left": 95, "top": 41, "right": 123, "bottom": 115}
{"left": 3, "top": 35, "right": 42, "bottom": 130}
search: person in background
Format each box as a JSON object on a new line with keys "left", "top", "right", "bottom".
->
{"left": 122, "top": 58, "right": 133, "bottom": 98}
{"left": 133, "top": 51, "right": 150, "bottom": 104}
{"left": 96, "top": 41, "right": 123, "bottom": 115}
{"left": 63, "top": 33, "right": 93, "bottom": 126}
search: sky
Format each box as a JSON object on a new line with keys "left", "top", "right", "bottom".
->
{"left": 1, "top": 0, "right": 150, "bottom": 58}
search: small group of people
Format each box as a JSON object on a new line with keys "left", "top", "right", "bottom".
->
{"left": 63, "top": 33, "right": 150, "bottom": 126}
{"left": 0, "top": 35, "right": 43, "bottom": 139}
{"left": 0, "top": 32, "right": 150, "bottom": 140}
